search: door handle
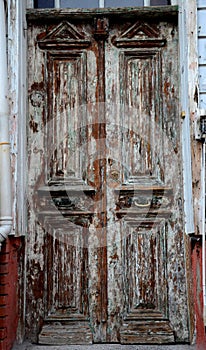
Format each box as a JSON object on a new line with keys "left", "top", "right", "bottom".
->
{"left": 134, "top": 200, "right": 151, "bottom": 208}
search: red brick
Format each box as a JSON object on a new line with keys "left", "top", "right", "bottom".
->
{"left": 192, "top": 241, "right": 206, "bottom": 347}
{"left": 0, "top": 286, "right": 9, "bottom": 295}
{"left": 0, "top": 317, "right": 8, "bottom": 329}
{"left": 0, "top": 255, "right": 10, "bottom": 265}
{"left": 0, "top": 307, "right": 7, "bottom": 318}
{"left": 0, "top": 277, "right": 9, "bottom": 286}
{"left": 0, "top": 297, "right": 8, "bottom": 306}
{"left": 0, "top": 329, "right": 6, "bottom": 340}
{"left": 0, "top": 237, "right": 24, "bottom": 349}
{"left": 0, "top": 265, "right": 9, "bottom": 275}
{"left": 0, "top": 243, "right": 12, "bottom": 254}
{"left": 0, "top": 288, "right": 5, "bottom": 296}
{"left": 0, "top": 340, "right": 7, "bottom": 350}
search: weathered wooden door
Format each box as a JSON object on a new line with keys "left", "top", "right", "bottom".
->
{"left": 26, "top": 7, "right": 190, "bottom": 345}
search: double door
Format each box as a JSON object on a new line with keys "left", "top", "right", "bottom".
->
{"left": 26, "top": 8, "right": 190, "bottom": 344}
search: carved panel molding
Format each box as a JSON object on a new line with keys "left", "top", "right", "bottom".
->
{"left": 112, "top": 21, "right": 166, "bottom": 48}
{"left": 37, "top": 21, "right": 91, "bottom": 50}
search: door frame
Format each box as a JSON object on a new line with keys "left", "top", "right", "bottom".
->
{"left": 7, "top": 1, "right": 197, "bottom": 343}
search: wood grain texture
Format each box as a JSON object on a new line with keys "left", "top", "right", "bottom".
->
{"left": 26, "top": 6, "right": 178, "bottom": 22}
{"left": 26, "top": 9, "right": 189, "bottom": 345}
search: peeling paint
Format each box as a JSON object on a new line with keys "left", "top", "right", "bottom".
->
{"left": 26, "top": 8, "right": 189, "bottom": 345}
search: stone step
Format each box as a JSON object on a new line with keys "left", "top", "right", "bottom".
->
{"left": 120, "top": 320, "right": 175, "bottom": 344}
{"left": 38, "top": 322, "right": 93, "bottom": 345}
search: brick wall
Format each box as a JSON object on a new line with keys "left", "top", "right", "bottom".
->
{"left": 191, "top": 239, "right": 206, "bottom": 350}
{"left": 0, "top": 237, "right": 22, "bottom": 350}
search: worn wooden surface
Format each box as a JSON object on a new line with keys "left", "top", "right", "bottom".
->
{"left": 26, "top": 9, "right": 189, "bottom": 345}
{"left": 188, "top": 1, "right": 204, "bottom": 237}
{"left": 26, "top": 6, "right": 178, "bottom": 21}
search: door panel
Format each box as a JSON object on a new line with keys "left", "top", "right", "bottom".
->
{"left": 47, "top": 51, "right": 88, "bottom": 180}
{"left": 26, "top": 9, "right": 189, "bottom": 345}
{"left": 104, "top": 18, "right": 186, "bottom": 343}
